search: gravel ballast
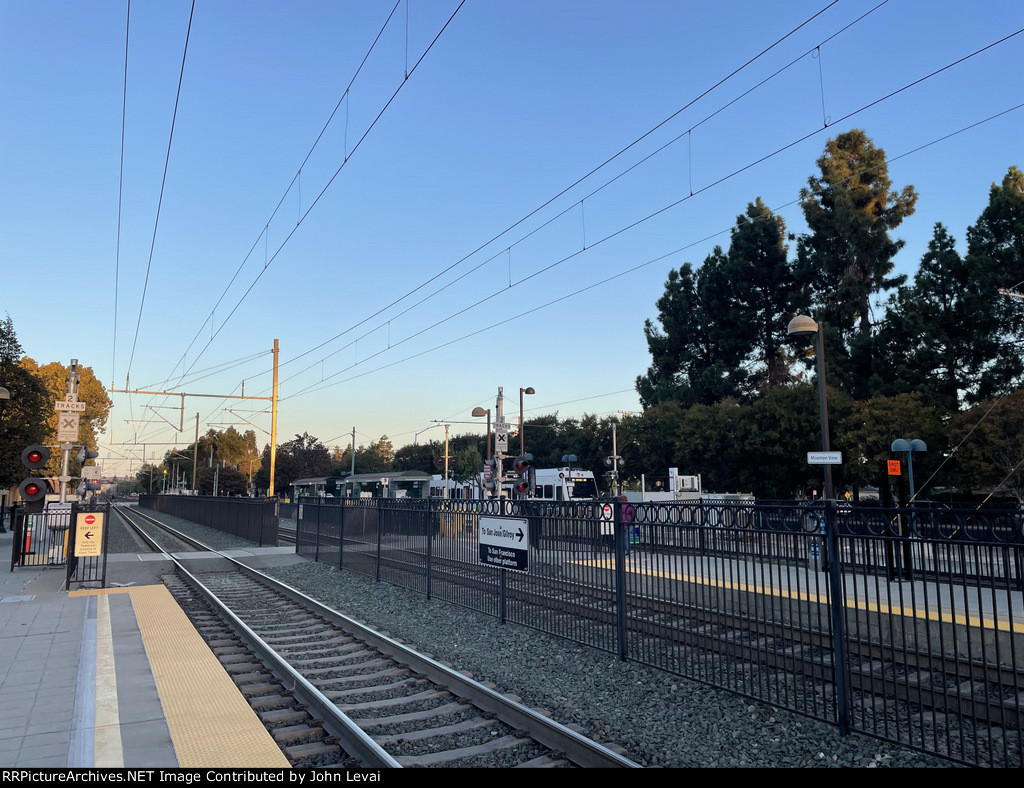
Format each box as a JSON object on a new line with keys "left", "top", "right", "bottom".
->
{"left": 125, "top": 507, "right": 956, "bottom": 768}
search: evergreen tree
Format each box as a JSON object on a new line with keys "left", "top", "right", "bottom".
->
{"left": 874, "top": 224, "right": 1002, "bottom": 411}
{"left": 636, "top": 250, "right": 749, "bottom": 408}
{"left": 722, "top": 198, "right": 807, "bottom": 389}
{"left": 796, "top": 129, "right": 917, "bottom": 398}
{"left": 964, "top": 165, "right": 1024, "bottom": 399}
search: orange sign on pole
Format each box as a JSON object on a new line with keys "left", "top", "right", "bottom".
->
{"left": 887, "top": 460, "right": 901, "bottom": 476}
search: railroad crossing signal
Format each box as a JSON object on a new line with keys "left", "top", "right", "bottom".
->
{"left": 511, "top": 454, "right": 535, "bottom": 496}
{"left": 19, "top": 445, "right": 52, "bottom": 510}
{"left": 483, "top": 458, "right": 499, "bottom": 494}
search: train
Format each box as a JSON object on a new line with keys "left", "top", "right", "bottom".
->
{"left": 294, "top": 466, "right": 603, "bottom": 502}
{"left": 430, "top": 466, "right": 602, "bottom": 501}
{"left": 291, "top": 471, "right": 433, "bottom": 500}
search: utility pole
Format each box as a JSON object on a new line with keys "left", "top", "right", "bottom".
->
{"left": 605, "top": 421, "right": 624, "bottom": 497}
{"left": 350, "top": 427, "right": 356, "bottom": 476}
{"left": 110, "top": 338, "right": 281, "bottom": 497}
{"left": 269, "top": 338, "right": 279, "bottom": 497}
{"left": 59, "top": 359, "right": 80, "bottom": 504}
{"left": 444, "top": 424, "right": 450, "bottom": 499}
{"left": 496, "top": 387, "right": 506, "bottom": 496}
{"left": 192, "top": 413, "right": 199, "bottom": 494}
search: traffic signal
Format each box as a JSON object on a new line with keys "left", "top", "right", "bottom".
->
{"left": 19, "top": 445, "right": 52, "bottom": 509}
{"left": 511, "top": 454, "right": 534, "bottom": 496}
{"left": 77, "top": 447, "right": 99, "bottom": 466}
{"left": 76, "top": 479, "right": 101, "bottom": 498}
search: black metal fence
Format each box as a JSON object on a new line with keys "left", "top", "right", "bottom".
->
{"left": 139, "top": 495, "right": 279, "bottom": 546}
{"left": 10, "top": 501, "right": 111, "bottom": 590}
{"left": 297, "top": 496, "right": 1024, "bottom": 768}
{"left": 10, "top": 505, "right": 74, "bottom": 570}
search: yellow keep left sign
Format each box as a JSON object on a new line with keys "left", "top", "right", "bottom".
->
{"left": 75, "top": 512, "right": 105, "bottom": 557}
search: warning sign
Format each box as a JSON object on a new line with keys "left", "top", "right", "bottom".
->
{"left": 887, "top": 460, "right": 901, "bottom": 476}
{"left": 74, "top": 512, "right": 105, "bottom": 557}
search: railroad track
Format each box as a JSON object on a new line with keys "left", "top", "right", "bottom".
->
{"left": 355, "top": 541, "right": 1024, "bottom": 742}
{"left": 111, "top": 506, "right": 639, "bottom": 768}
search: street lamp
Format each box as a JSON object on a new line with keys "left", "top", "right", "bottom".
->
{"left": 891, "top": 439, "right": 927, "bottom": 504}
{"left": 472, "top": 407, "right": 491, "bottom": 460}
{"left": 787, "top": 315, "right": 834, "bottom": 500}
{"left": 0, "top": 386, "right": 11, "bottom": 441}
{"left": 519, "top": 387, "right": 535, "bottom": 456}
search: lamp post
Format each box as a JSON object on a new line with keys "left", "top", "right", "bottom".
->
{"left": 0, "top": 387, "right": 9, "bottom": 532}
{"left": 471, "top": 407, "right": 491, "bottom": 460}
{"left": 787, "top": 315, "right": 834, "bottom": 500}
{"left": 519, "top": 387, "right": 535, "bottom": 456}
{"left": 0, "top": 385, "right": 11, "bottom": 445}
{"left": 891, "top": 439, "right": 927, "bottom": 504}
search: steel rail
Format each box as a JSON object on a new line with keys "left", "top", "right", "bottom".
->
{"left": 112, "top": 505, "right": 399, "bottom": 768}
{"left": 115, "top": 504, "right": 639, "bottom": 768}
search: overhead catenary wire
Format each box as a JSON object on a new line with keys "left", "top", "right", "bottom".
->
{"left": 112, "top": 0, "right": 131, "bottom": 392}
{"left": 111, "top": 91, "right": 1023, "bottom": 475}
{"left": 101, "top": 7, "right": 1015, "bottom": 472}
{"left": 264, "top": 1, "right": 850, "bottom": 380}
{"left": 124, "top": 0, "right": 196, "bottom": 382}
{"left": 120, "top": 0, "right": 865, "bottom": 436}
{"left": 161, "top": 1, "right": 467, "bottom": 390}
{"left": 280, "top": 89, "right": 1024, "bottom": 403}
{"left": 159, "top": 1, "right": 406, "bottom": 389}
{"left": 265, "top": 11, "right": 1022, "bottom": 405}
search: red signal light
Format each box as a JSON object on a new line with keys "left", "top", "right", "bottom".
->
{"left": 18, "top": 476, "right": 49, "bottom": 503}
{"left": 21, "top": 445, "right": 50, "bottom": 470}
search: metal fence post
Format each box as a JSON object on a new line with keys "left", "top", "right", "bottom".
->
{"left": 824, "top": 499, "right": 849, "bottom": 735}
{"left": 425, "top": 499, "right": 434, "bottom": 600}
{"left": 314, "top": 503, "right": 321, "bottom": 563}
{"left": 10, "top": 505, "right": 20, "bottom": 570}
{"left": 614, "top": 498, "right": 627, "bottom": 661}
{"left": 375, "top": 497, "right": 383, "bottom": 582}
{"left": 339, "top": 501, "right": 346, "bottom": 570}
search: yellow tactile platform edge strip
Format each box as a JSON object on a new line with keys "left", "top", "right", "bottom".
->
{"left": 75, "top": 584, "right": 289, "bottom": 768}
{"left": 574, "top": 557, "right": 1024, "bottom": 633}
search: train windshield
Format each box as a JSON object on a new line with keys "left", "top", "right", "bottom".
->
{"left": 567, "top": 477, "right": 598, "bottom": 499}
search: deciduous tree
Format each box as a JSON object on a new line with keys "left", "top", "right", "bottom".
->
{"left": 0, "top": 315, "right": 49, "bottom": 488}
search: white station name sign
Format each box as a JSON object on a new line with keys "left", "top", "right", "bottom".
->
{"left": 807, "top": 451, "right": 843, "bottom": 465}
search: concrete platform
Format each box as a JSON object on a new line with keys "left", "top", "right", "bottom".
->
{"left": 0, "top": 521, "right": 305, "bottom": 767}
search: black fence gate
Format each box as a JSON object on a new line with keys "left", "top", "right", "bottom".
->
{"left": 10, "top": 501, "right": 111, "bottom": 589}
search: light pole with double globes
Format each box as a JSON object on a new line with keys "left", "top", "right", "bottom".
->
{"left": 891, "top": 438, "right": 927, "bottom": 504}
{"left": 787, "top": 314, "right": 834, "bottom": 500}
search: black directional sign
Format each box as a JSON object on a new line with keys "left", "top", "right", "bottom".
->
{"left": 478, "top": 515, "right": 529, "bottom": 572}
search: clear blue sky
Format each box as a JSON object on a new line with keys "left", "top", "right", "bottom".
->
{"left": 2, "top": 1, "right": 1022, "bottom": 478}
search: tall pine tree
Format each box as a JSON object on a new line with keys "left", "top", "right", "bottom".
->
{"left": 796, "top": 130, "right": 917, "bottom": 398}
